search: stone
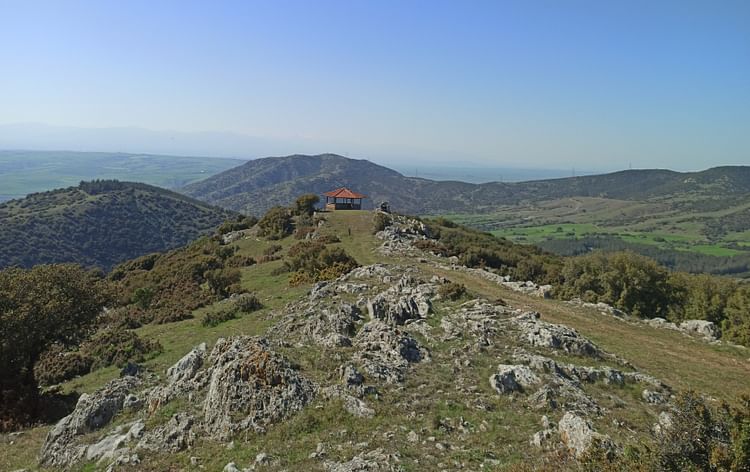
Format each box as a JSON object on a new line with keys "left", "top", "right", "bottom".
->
{"left": 340, "top": 364, "right": 365, "bottom": 387}
{"left": 40, "top": 375, "right": 140, "bottom": 467}
{"left": 558, "top": 412, "right": 615, "bottom": 459}
{"left": 203, "top": 337, "right": 316, "bottom": 439}
{"left": 513, "top": 313, "right": 601, "bottom": 357}
{"left": 324, "top": 448, "right": 401, "bottom": 471}
{"left": 224, "top": 462, "right": 242, "bottom": 472}
{"left": 84, "top": 420, "right": 144, "bottom": 464}
{"left": 353, "top": 320, "right": 428, "bottom": 384}
{"left": 120, "top": 362, "right": 141, "bottom": 377}
{"left": 489, "top": 365, "right": 540, "bottom": 394}
{"left": 167, "top": 342, "right": 207, "bottom": 383}
{"left": 137, "top": 413, "right": 195, "bottom": 452}
{"left": 679, "top": 320, "right": 720, "bottom": 340}
{"left": 642, "top": 389, "right": 667, "bottom": 404}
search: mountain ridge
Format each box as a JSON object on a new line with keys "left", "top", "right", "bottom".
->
{"left": 182, "top": 153, "right": 750, "bottom": 215}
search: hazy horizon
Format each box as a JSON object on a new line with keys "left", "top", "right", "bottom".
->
{"left": 2, "top": 1, "right": 748, "bottom": 170}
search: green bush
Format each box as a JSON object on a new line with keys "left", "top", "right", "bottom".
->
{"left": 373, "top": 212, "right": 391, "bottom": 233}
{"left": 217, "top": 215, "right": 258, "bottom": 235}
{"left": 294, "top": 194, "right": 320, "bottom": 216}
{"left": 34, "top": 345, "right": 93, "bottom": 386}
{"left": 81, "top": 326, "right": 162, "bottom": 370}
{"left": 202, "top": 307, "right": 237, "bottom": 327}
{"left": 285, "top": 241, "right": 359, "bottom": 285}
{"left": 257, "top": 206, "right": 293, "bottom": 240}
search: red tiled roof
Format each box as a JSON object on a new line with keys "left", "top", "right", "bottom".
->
{"left": 323, "top": 187, "right": 367, "bottom": 199}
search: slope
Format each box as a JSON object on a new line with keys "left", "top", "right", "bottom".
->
{"left": 0, "top": 180, "right": 234, "bottom": 270}
{"left": 2, "top": 211, "right": 748, "bottom": 471}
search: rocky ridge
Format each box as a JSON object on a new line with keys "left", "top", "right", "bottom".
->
{"left": 37, "top": 213, "right": 687, "bottom": 470}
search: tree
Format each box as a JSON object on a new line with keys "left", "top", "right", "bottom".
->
{"left": 723, "top": 286, "right": 750, "bottom": 346}
{"left": 294, "top": 194, "right": 320, "bottom": 216}
{"left": 0, "top": 264, "right": 111, "bottom": 430}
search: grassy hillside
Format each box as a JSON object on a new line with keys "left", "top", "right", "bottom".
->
{"left": 2, "top": 210, "right": 748, "bottom": 471}
{"left": 0, "top": 150, "right": 244, "bottom": 201}
{"left": 0, "top": 180, "right": 234, "bottom": 270}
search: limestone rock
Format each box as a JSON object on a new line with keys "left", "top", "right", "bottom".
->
{"left": 514, "top": 313, "right": 601, "bottom": 357}
{"left": 353, "top": 321, "right": 428, "bottom": 384}
{"left": 40, "top": 376, "right": 140, "bottom": 467}
{"left": 203, "top": 337, "right": 316, "bottom": 439}
{"left": 324, "top": 448, "right": 401, "bottom": 471}
{"left": 137, "top": 413, "right": 195, "bottom": 452}
{"left": 679, "top": 320, "right": 720, "bottom": 340}
{"left": 558, "top": 412, "right": 615, "bottom": 459}
{"left": 489, "top": 365, "right": 540, "bottom": 394}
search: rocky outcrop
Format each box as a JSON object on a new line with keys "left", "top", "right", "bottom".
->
{"left": 679, "top": 320, "right": 720, "bottom": 340}
{"left": 489, "top": 365, "right": 540, "bottom": 394}
{"left": 324, "top": 448, "right": 402, "bottom": 471}
{"left": 137, "top": 413, "right": 196, "bottom": 452}
{"left": 558, "top": 412, "right": 615, "bottom": 459}
{"left": 39, "top": 375, "right": 141, "bottom": 467}
{"left": 203, "top": 337, "right": 316, "bottom": 439}
{"left": 513, "top": 312, "right": 601, "bottom": 357}
{"left": 353, "top": 321, "right": 428, "bottom": 384}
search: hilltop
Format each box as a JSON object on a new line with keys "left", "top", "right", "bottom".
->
{"left": 182, "top": 154, "right": 750, "bottom": 275}
{"left": 1, "top": 209, "right": 748, "bottom": 471}
{"left": 0, "top": 180, "right": 234, "bottom": 270}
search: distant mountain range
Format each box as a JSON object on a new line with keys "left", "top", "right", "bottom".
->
{"left": 182, "top": 153, "right": 750, "bottom": 215}
{"left": 0, "top": 181, "right": 233, "bottom": 270}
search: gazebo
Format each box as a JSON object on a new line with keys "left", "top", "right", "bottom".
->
{"left": 323, "top": 187, "right": 367, "bottom": 210}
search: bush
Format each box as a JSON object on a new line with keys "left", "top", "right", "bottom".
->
{"left": 80, "top": 326, "right": 162, "bottom": 370}
{"left": 413, "top": 239, "right": 450, "bottom": 257}
{"left": 202, "top": 307, "right": 237, "bottom": 327}
{"left": 205, "top": 267, "right": 243, "bottom": 298}
{"left": 373, "top": 212, "right": 391, "bottom": 233}
{"left": 217, "top": 215, "right": 258, "bottom": 235}
{"left": 285, "top": 241, "right": 359, "bottom": 285}
{"left": 34, "top": 345, "right": 93, "bottom": 386}
{"left": 557, "top": 251, "right": 672, "bottom": 318}
{"left": 294, "top": 194, "right": 320, "bottom": 216}
{"left": 437, "top": 282, "right": 467, "bottom": 301}
{"left": 316, "top": 234, "right": 341, "bottom": 244}
{"left": 257, "top": 206, "right": 293, "bottom": 240}
{"left": 233, "top": 293, "right": 263, "bottom": 313}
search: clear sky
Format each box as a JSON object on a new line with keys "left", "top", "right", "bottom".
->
{"left": 1, "top": 0, "right": 748, "bottom": 170}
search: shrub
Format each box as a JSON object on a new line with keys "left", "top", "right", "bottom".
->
{"left": 257, "top": 206, "right": 293, "bottom": 240}
{"left": 132, "top": 286, "right": 155, "bottom": 309}
{"left": 285, "top": 241, "right": 358, "bottom": 284}
{"left": 34, "top": 345, "right": 93, "bottom": 386}
{"left": 413, "top": 239, "right": 450, "bottom": 257}
{"left": 217, "top": 215, "right": 258, "bottom": 235}
{"left": 205, "top": 267, "right": 243, "bottom": 298}
{"left": 437, "top": 282, "right": 467, "bottom": 301}
{"left": 294, "top": 194, "right": 320, "bottom": 216}
{"left": 225, "top": 254, "right": 256, "bottom": 268}
{"left": 316, "top": 234, "right": 341, "bottom": 244}
{"left": 233, "top": 293, "right": 263, "bottom": 313}
{"left": 373, "top": 212, "right": 391, "bottom": 233}
{"left": 202, "top": 307, "right": 237, "bottom": 327}
{"left": 81, "top": 326, "right": 162, "bottom": 370}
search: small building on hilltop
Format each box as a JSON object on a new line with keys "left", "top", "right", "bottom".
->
{"left": 323, "top": 187, "right": 367, "bottom": 210}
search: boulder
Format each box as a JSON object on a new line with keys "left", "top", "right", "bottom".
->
{"left": 137, "top": 413, "right": 195, "bottom": 452}
{"left": 558, "top": 412, "right": 615, "bottom": 459}
{"left": 489, "top": 365, "right": 540, "bottom": 394}
{"left": 679, "top": 320, "right": 720, "bottom": 340}
{"left": 203, "top": 337, "right": 316, "bottom": 439}
{"left": 353, "top": 321, "right": 428, "bottom": 384}
{"left": 324, "top": 448, "right": 401, "bottom": 471}
{"left": 84, "top": 420, "right": 144, "bottom": 465}
{"left": 514, "top": 313, "right": 601, "bottom": 357}
{"left": 40, "top": 376, "right": 140, "bottom": 467}
{"left": 166, "top": 342, "right": 207, "bottom": 384}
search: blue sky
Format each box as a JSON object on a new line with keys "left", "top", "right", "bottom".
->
{"left": 0, "top": 0, "right": 748, "bottom": 170}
